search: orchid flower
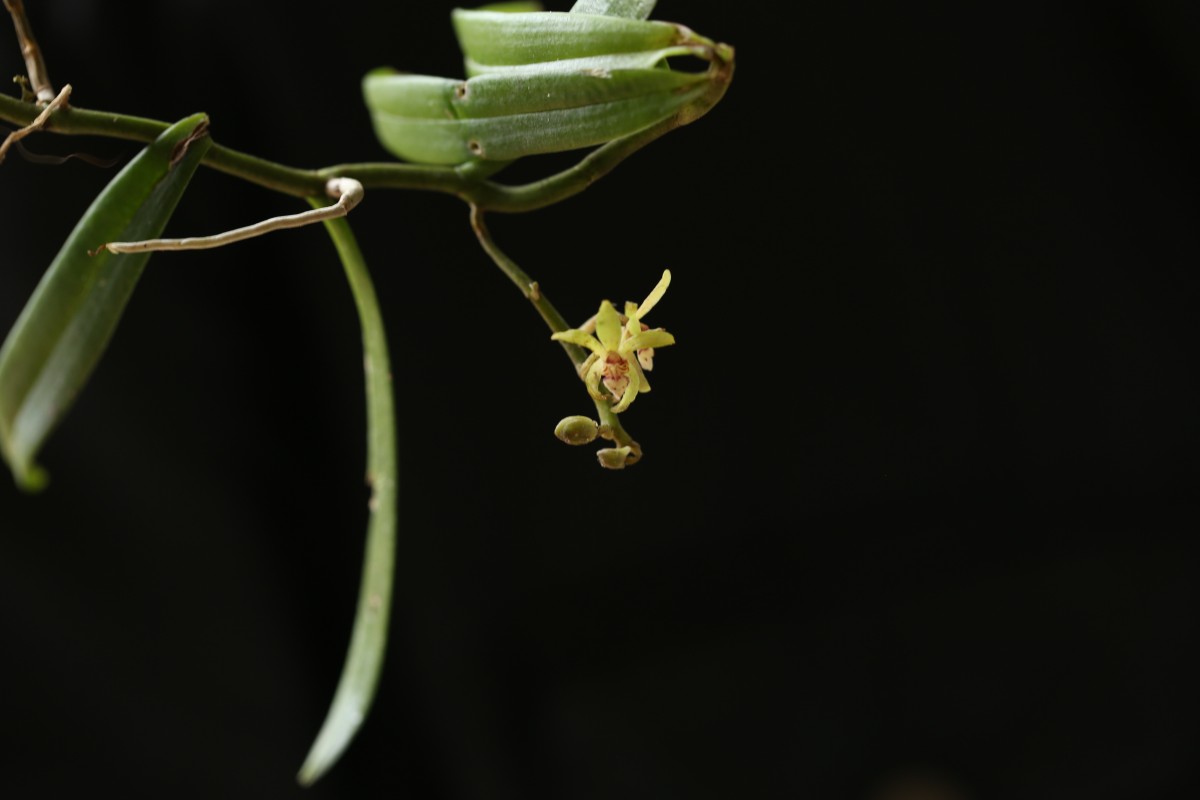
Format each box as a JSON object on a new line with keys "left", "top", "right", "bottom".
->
{"left": 551, "top": 270, "right": 675, "bottom": 413}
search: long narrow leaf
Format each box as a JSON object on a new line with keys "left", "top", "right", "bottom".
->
{"left": 297, "top": 208, "right": 398, "bottom": 786}
{"left": 0, "top": 114, "right": 211, "bottom": 489}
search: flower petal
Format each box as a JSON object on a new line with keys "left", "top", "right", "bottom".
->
{"left": 577, "top": 352, "right": 599, "bottom": 381}
{"left": 620, "top": 328, "right": 675, "bottom": 355}
{"left": 584, "top": 357, "right": 608, "bottom": 403}
{"left": 551, "top": 329, "right": 606, "bottom": 356}
{"left": 610, "top": 357, "right": 641, "bottom": 413}
{"left": 632, "top": 358, "right": 651, "bottom": 392}
{"left": 623, "top": 314, "right": 642, "bottom": 340}
{"left": 595, "top": 300, "right": 623, "bottom": 351}
{"left": 636, "top": 269, "right": 671, "bottom": 319}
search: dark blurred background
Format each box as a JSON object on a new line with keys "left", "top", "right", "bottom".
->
{"left": 1, "top": 1, "right": 1196, "bottom": 798}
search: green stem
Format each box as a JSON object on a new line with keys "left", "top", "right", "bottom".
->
{"left": 296, "top": 206, "right": 397, "bottom": 787}
{"left": 0, "top": 91, "right": 650, "bottom": 205}
{"left": 468, "top": 205, "right": 576, "bottom": 344}
{"left": 317, "top": 112, "right": 689, "bottom": 213}
{"left": 596, "top": 398, "right": 638, "bottom": 455}
{"left": 467, "top": 205, "right": 639, "bottom": 454}
{"left": 0, "top": 45, "right": 731, "bottom": 212}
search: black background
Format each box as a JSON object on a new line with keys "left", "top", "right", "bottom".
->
{"left": 1, "top": 2, "right": 1196, "bottom": 798}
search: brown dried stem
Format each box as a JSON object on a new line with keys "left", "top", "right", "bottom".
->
{"left": 4, "top": 0, "right": 56, "bottom": 103}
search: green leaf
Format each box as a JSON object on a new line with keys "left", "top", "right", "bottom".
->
{"left": 296, "top": 208, "right": 397, "bottom": 787}
{"left": 365, "top": 65, "right": 704, "bottom": 119}
{"left": 364, "top": 67, "right": 709, "bottom": 164}
{"left": 570, "top": 0, "right": 656, "bottom": 19}
{"left": 0, "top": 114, "right": 211, "bottom": 489}
{"left": 477, "top": 0, "right": 543, "bottom": 10}
{"left": 452, "top": 9, "right": 683, "bottom": 66}
{"left": 463, "top": 45, "right": 696, "bottom": 76}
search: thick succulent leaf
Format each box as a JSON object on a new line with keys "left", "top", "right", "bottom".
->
{"left": 465, "top": 44, "right": 696, "bottom": 76}
{"left": 365, "top": 5, "right": 726, "bottom": 165}
{"left": 452, "top": 9, "right": 683, "bottom": 66}
{"left": 571, "top": 0, "right": 656, "bottom": 19}
{"left": 360, "top": 71, "right": 463, "bottom": 119}
{"left": 365, "top": 66, "right": 704, "bottom": 120}
{"left": 477, "top": 1, "right": 543, "bottom": 11}
{"left": 0, "top": 114, "right": 211, "bottom": 489}
{"left": 459, "top": 65, "right": 704, "bottom": 116}
{"left": 464, "top": 45, "right": 695, "bottom": 76}
{"left": 365, "top": 72, "right": 708, "bottom": 164}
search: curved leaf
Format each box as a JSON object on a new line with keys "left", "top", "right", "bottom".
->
{"left": 0, "top": 114, "right": 211, "bottom": 489}
{"left": 365, "top": 65, "right": 704, "bottom": 120}
{"left": 296, "top": 207, "right": 398, "bottom": 787}
{"left": 452, "top": 9, "right": 683, "bottom": 66}
{"left": 364, "top": 68, "right": 709, "bottom": 164}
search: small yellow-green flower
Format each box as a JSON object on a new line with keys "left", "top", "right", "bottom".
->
{"left": 551, "top": 270, "right": 675, "bottom": 413}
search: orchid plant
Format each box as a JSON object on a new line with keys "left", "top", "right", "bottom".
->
{"left": 0, "top": 0, "right": 733, "bottom": 784}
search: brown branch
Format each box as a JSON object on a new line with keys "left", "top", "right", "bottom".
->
{"left": 4, "top": 0, "right": 56, "bottom": 103}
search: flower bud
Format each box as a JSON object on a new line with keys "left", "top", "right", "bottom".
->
{"left": 596, "top": 446, "right": 633, "bottom": 470}
{"left": 554, "top": 415, "right": 599, "bottom": 446}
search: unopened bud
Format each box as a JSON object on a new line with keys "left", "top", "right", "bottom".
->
{"left": 596, "top": 446, "right": 633, "bottom": 470}
{"left": 555, "top": 415, "right": 599, "bottom": 446}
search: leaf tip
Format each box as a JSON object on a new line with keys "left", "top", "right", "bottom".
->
{"left": 19, "top": 464, "right": 49, "bottom": 492}
{"left": 5, "top": 455, "right": 49, "bottom": 492}
{"left": 295, "top": 701, "right": 366, "bottom": 787}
